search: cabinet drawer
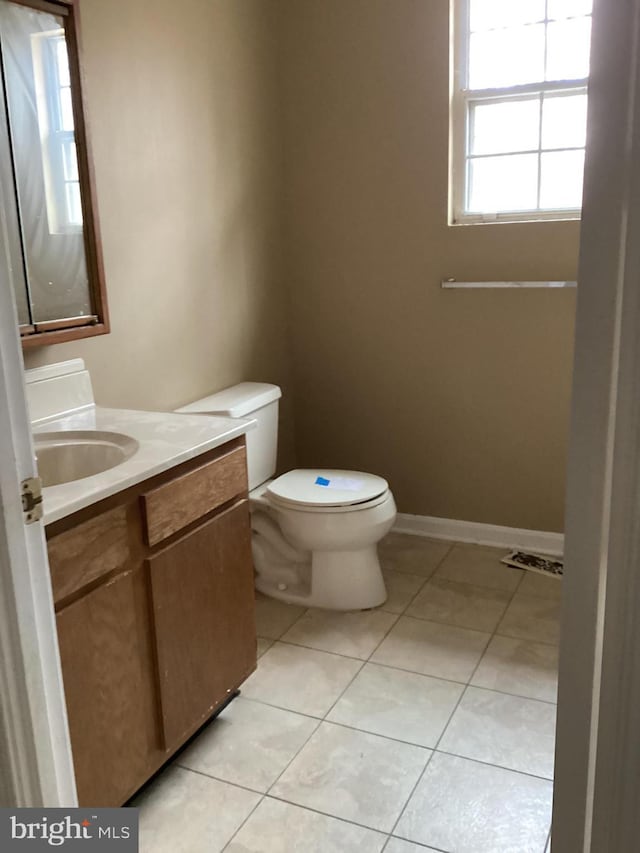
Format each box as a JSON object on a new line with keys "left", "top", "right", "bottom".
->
{"left": 48, "top": 506, "right": 133, "bottom": 604}
{"left": 141, "top": 444, "right": 247, "bottom": 546}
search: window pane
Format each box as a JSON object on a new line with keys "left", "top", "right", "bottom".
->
{"left": 65, "top": 182, "right": 83, "bottom": 226}
{"left": 540, "top": 150, "right": 585, "bottom": 208}
{"left": 542, "top": 94, "right": 588, "bottom": 149}
{"left": 60, "top": 86, "right": 74, "bottom": 131}
{"left": 471, "top": 99, "right": 540, "bottom": 155}
{"left": 470, "top": 0, "right": 545, "bottom": 31}
{"left": 55, "top": 37, "right": 70, "bottom": 86}
{"left": 546, "top": 18, "right": 591, "bottom": 80}
{"left": 63, "top": 141, "right": 78, "bottom": 181}
{"left": 468, "top": 153, "right": 538, "bottom": 212}
{"left": 547, "top": 0, "right": 592, "bottom": 20}
{"left": 469, "top": 25, "right": 545, "bottom": 88}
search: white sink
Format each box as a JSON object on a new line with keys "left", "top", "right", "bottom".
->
{"left": 34, "top": 430, "right": 139, "bottom": 487}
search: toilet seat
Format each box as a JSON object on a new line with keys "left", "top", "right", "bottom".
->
{"left": 266, "top": 469, "right": 389, "bottom": 513}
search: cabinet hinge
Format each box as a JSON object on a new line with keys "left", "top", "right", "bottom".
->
{"left": 21, "top": 477, "right": 43, "bottom": 524}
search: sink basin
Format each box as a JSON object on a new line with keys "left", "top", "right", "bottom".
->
{"left": 34, "top": 430, "right": 139, "bottom": 487}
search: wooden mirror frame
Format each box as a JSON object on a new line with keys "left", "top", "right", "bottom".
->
{"left": 7, "top": 0, "right": 109, "bottom": 348}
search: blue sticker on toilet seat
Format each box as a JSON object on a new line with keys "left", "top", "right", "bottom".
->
{"left": 315, "top": 476, "right": 330, "bottom": 487}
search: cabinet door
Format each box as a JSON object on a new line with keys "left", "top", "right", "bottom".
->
{"left": 56, "top": 569, "right": 155, "bottom": 806}
{"left": 148, "top": 499, "right": 256, "bottom": 749}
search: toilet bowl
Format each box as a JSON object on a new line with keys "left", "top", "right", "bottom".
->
{"left": 251, "top": 470, "right": 396, "bottom": 609}
{"left": 176, "top": 383, "right": 396, "bottom": 610}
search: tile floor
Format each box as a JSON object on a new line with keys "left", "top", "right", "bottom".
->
{"left": 133, "top": 533, "right": 561, "bottom": 853}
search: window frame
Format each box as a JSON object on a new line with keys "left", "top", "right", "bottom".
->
{"left": 449, "top": 0, "right": 590, "bottom": 225}
{"left": 33, "top": 27, "right": 83, "bottom": 235}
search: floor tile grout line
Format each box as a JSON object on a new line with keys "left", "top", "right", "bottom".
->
{"left": 388, "top": 598, "right": 479, "bottom": 837}
{"left": 260, "top": 791, "right": 399, "bottom": 837}
{"left": 219, "top": 716, "right": 327, "bottom": 850}
{"left": 263, "top": 714, "right": 324, "bottom": 794}
{"left": 237, "top": 691, "right": 556, "bottom": 753}
{"left": 381, "top": 537, "right": 453, "bottom": 575}
{"left": 279, "top": 608, "right": 402, "bottom": 654}
{"left": 259, "top": 621, "right": 560, "bottom": 653}
{"left": 180, "top": 698, "right": 325, "bottom": 845}
{"left": 462, "top": 682, "right": 557, "bottom": 706}
{"left": 250, "top": 641, "right": 558, "bottom": 707}
{"left": 366, "top": 607, "right": 403, "bottom": 659}
{"left": 320, "top": 659, "right": 367, "bottom": 721}
{"left": 487, "top": 629, "right": 560, "bottom": 648}
{"left": 421, "top": 555, "right": 557, "bottom": 791}
{"left": 433, "top": 540, "right": 455, "bottom": 571}
{"left": 318, "top": 600, "right": 405, "bottom": 722}
{"left": 272, "top": 612, "right": 494, "bottom": 661}
{"left": 383, "top": 564, "right": 432, "bottom": 618}
{"left": 388, "top": 831, "right": 451, "bottom": 853}
{"left": 307, "top": 581, "right": 429, "bottom": 727}
{"left": 388, "top": 749, "right": 436, "bottom": 838}
{"left": 221, "top": 792, "right": 265, "bottom": 852}
{"left": 430, "top": 561, "right": 532, "bottom": 754}
{"left": 258, "top": 636, "right": 366, "bottom": 661}
{"left": 169, "top": 766, "right": 274, "bottom": 852}
{"left": 388, "top": 556, "right": 531, "bottom": 840}
{"left": 382, "top": 833, "right": 449, "bottom": 853}
{"left": 432, "top": 746, "right": 555, "bottom": 782}
{"left": 464, "top": 552, "right": 560, "bottom": 700}
{"left": 378, "top": 570, "right": 429, "bottom": 617}
{"left": 177, "top": 747, "right": 553, "bottom": 843}
{"left": 172, "top": 763, "right": 265, "bottom": 796}
{"left": 256, "top": 600, "right": 311, "bottom": 644}
{"left": 238, "top": 692, "right": 324, "bottom": 721}
{"left": 382, "top": 564, "right": 438, "bottom": 580}
{"left": 261, "top": 634, "right": 483, "bottom": 677}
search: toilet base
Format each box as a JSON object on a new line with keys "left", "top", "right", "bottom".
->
{"left": 256, "top": 546, "right": 387, "bottom": 611}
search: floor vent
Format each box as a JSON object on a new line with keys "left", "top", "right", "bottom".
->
{"left": 501, "top": 550, "right": 563, "bottom": 578}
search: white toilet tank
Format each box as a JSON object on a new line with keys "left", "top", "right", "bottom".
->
{"left": 176, "top": 382, "right": 281, "bottom": 490}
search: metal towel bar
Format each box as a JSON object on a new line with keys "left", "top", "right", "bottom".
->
{"left": 441, "top": 279, "right": 577, "bottom": 289}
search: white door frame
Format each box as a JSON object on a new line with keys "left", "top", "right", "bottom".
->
{"left": 553, "top": 0, "right": 640, "bottom": 849}
{"left": 0, "top": 264, "right": 76, "bottom": 804}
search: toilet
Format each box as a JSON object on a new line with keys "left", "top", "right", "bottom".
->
{"left": 176, "top": 382, "right": 396, "bottom": 610}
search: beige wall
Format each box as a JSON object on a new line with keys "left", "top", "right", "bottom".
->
{"left": 24, "top": 0, "right": 296, "bottom": 468}
{"left": 279, "top": 0, "right": 578, "bottom": 532}
{"left": 23, "top": 0, "right": 579, "bottom": 532}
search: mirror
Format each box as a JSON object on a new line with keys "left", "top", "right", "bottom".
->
{"left": 0, "top": 0, "right": 108, "bottom": 346}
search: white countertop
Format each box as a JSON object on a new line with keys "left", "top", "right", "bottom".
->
{"left": 35, "top": 406, "right": 254, "bottom": 525}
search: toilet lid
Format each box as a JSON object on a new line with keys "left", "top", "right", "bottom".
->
{"left": 267, "top": 469, "right": 388, "bottom": 508}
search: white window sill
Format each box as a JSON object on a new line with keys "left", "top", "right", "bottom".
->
{"left": 449, "top": 211, "right": 582, "bottom": 226}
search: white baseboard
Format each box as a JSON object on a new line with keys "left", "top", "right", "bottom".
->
{"left": 393, "top": 513, "right": 564, "bottom": 556}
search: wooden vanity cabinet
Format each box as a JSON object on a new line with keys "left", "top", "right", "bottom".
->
{"left": 46, "top": 437, "right": 257, "bottom": 807}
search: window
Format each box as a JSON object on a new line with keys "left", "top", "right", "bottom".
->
{"left": 32, "top": 27, "right": 83, "bottom": 233}
{"left": 450, "top": 0, "right": 593, "bottom": 224}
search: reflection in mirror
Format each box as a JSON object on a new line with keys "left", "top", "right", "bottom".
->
{"left": 0, "top": 0, "right": 108, "bottom": 346}
{"left": 0, "top": 76, "right": 29, "bottom": 325}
